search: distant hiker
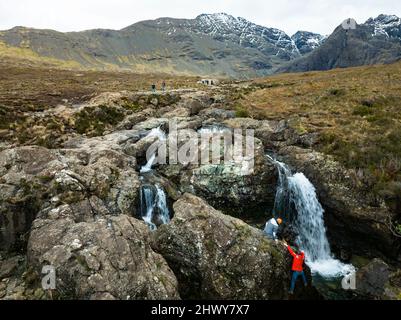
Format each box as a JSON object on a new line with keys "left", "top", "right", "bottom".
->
{"left": 285, "top": 243, "right": 307, "bottom": 294}
{"left": 264, "top": 217, "right": 283, "bottom": 241}
{"left": 151, "top": 84, "right": 156, "bottom": 92}
{"left": 162, "top": 81, "right": 166, "bottom": 92}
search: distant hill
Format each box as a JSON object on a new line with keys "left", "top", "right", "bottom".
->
{"left": 1, "top": 13, "right": 400, "bottom": 77}
{"left": 0, "top": 13, "right": 323, "bottom": 78}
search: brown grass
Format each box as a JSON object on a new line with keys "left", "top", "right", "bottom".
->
{"left": 238, "top": 62, "right": 401, "bottom": 208}
{"left": 0, "top": 62, "right": 198, "bottom": 109}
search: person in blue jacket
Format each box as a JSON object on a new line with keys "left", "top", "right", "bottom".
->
{"left": 264, "top": 217, "right": 283, "bottom": 241}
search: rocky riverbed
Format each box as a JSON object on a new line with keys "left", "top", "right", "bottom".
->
{"left": 0, "top": 88, "right": 400, "bottom": 300}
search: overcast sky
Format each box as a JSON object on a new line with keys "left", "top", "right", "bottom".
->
{"left": 0, "top": 0, "right": 400, "bottom": 36}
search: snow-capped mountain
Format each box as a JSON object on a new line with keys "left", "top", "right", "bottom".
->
{"left": 1, "top": 13, "right": 399, "bottom": 78}
{"left": 365, "top": 14, "right": 401, "bottom": 39}
{"left": 117, "top": 13, "right": 308, "bottom": 76}
{"left": 280, "top": 14, "right": 401, "bottom": 74}
{"left": 192, "top": 13, "right": 301, "bottom": 60}
{"left": 291, "top": 31, "right": 327, "bottom": 55}
{"left": 128, "top": 13, "right": 305, "bottom": 61}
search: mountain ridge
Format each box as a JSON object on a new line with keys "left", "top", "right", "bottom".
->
{"left": 1, "top": 13, "right": 400, "bottom": 77}
{"left": 0, "top": 13, "right": 323, "bottom": 78}
{"left": 280, "top": 14, "right": 401, "bottom": 73}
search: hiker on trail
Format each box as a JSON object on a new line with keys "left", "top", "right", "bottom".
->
{"left": 151, "top": 84, "right": 156, "bottom": 93}
{"left": 162, "top": 81, "right": 166, "bottom": 92}
{"left": 284, "top": 242, "right": 307, "bottom": 294}
{"left": 263, "top": 217, "right": 283, "bottom": 241}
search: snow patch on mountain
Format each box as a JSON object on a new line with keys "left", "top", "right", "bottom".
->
{"left": 291, "top": 31, "right": 327, "bottom": 55}
{"left": 194, "top": 13, "right": 301, "bottom": 59}
{"left": 365, "top": 14, "right": 401, "bottom": 39}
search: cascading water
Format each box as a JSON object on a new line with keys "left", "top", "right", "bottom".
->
{"left": 140, "top": 127, "right": 166, "bottom": 173}
{"left": 140, "top": 154, "right": 156, "bottom": 173}
{"left": 138, "top": 127, "right": 170, "bottom": 230}
{"left": 268, "top": 155, "right": 355, "bottom": 278}
{"left": 272, "top": 159, "right": 292, "bottom": 222}
{"left": 139, "top": 184, "right": 170, "bottom": 231}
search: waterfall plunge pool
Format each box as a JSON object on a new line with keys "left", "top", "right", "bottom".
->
{"left": 267, "top": 155, "right": 356, "bottom": 298}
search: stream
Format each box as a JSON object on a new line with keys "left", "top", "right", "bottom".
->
{"left": 137, "top": 125, "right": 356, "bottom": 298}
{"left": 138, "top": 127, "right": 171, "bottom": 230}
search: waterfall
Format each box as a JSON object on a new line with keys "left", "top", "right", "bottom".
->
{"left": 140, "top": 127, "right": 166, "bottom": 173}
{"left": 271, "top": 158, "right": 292, "bottom": 221}
{"left": 138, "top": 127, "right": 170, "bottom": 230}
{"left": 140, "top": 154, "right": 156, "bottom": 173}
{"left": 268, "top": 155, "right": 354, "bottom": 278}
{"left": 139, "top": 184, "right": 170, "bottom": 231}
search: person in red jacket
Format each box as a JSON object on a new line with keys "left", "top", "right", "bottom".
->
{"left": 285, "top": 243, "right": 307, "bottom": 294}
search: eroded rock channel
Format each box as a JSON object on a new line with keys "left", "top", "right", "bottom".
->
{"left": 0, "top": 89, "right": 400, "bottom": 300}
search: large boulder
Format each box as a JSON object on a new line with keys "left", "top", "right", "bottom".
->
{"left": 355, "top": 258, "right": 401, "bottom": 300}
{"left": 151, "top": 193, "right": 318, "bottom": 299}
{"left": 27, "top": 214, "right": 179, "bottom": 300}
{"left": 0, "top": 129, "right": 142, "bottom": 252}
{"left": 159, "top": 128, "right": 277, "bottom": 217}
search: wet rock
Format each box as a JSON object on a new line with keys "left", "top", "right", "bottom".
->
{"left": 151, "top": 193, "right": 319, "bottom": 299}
{"left": 124, "top": 132, "right": 161, "bottom": 158}
{"left": 356, "top": 259, "right": 401, "bottom": 299}
{"left": 153, "top": 124, "right": 278, "bottom": 217}
{"left": 278, "top": 146, "right": 399, "bottom": 262}
{"left": 27, "top": 214, "right": 180, "bottom": 300}
{"left": 176, "top": 135, "right": 277, "bottom": 217}
{"left": 356, "top": 258, "right": 390, "bottom": 298}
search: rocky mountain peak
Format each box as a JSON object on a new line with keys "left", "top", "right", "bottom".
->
{"left": 196, "top": 12, "right": 238, "bottom": 25}
{"left": 367, "top": 14, "right": 401, "bottom": 25}
{"left": 291, "top": 31, "right": 327, "bottom": 55}
{"left": 192, "top": 13, "right": 302, "bottom": 60}
{"left": 365, "top": 14, "right": 401, "bottom": 38}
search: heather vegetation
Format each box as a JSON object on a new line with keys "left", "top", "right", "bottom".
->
{"left": 238, "top": 62, "right": 401, "bottom": 212}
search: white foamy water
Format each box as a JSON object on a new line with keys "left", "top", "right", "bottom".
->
{"left": 268, "top": 156, "right": 355, "bottom": 278}
{"left": 139, "top": 184, "right": 170, "bottom": 231}
{"left": 140, "top": 127, "right": 166, "bottom": 173}
{"left": 307, "top": 258, "right": 355, "bottom": 278}
{"left": 140, "top": 153, "right": 156, "bottom": 173}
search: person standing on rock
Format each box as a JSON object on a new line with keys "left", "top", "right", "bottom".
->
{"left": 162, "top": 81, "right": 166, "bottom": 92}
{"left": 264, "top": 217, "right": 283, "bottom": 241}
{"left": 284, "top": 242, "right": 307, "bottom": 294}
